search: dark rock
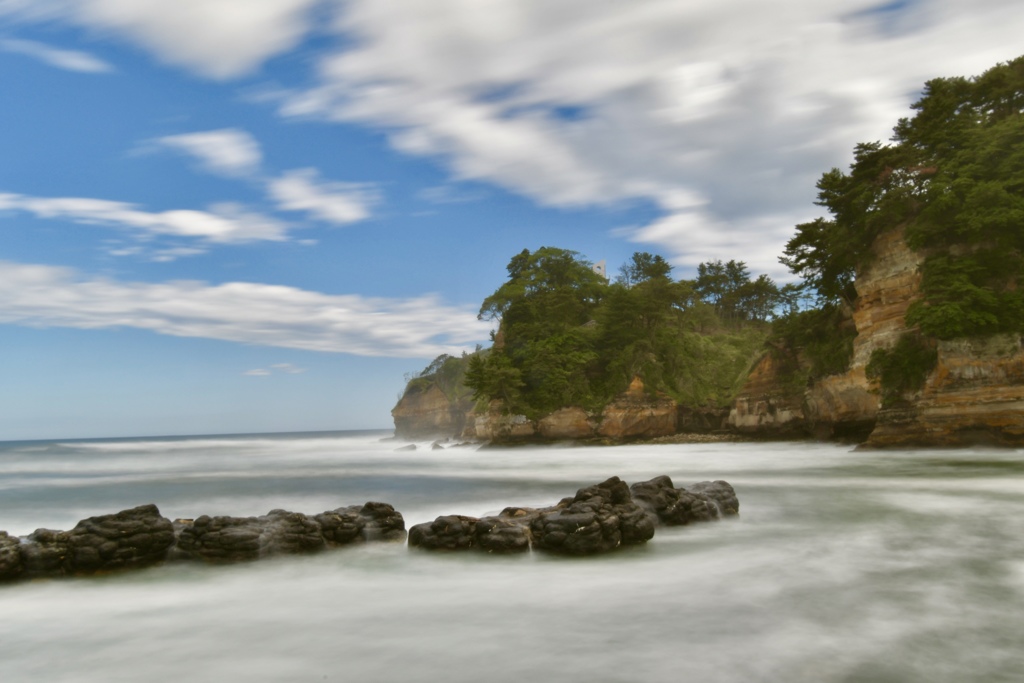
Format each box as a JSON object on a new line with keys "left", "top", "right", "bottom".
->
{"left": 261, "top": 510, "right": 325, "bottom": 555}
{"left": 0, "top": 531, "right": 24, "bottom": 581}
{"left": 356, "top": 502, "right": 407, "bottom": 542}
{"left": 61, "top": 504, "right": 174, "bottom": 575}
{"left": 19, "top": 528, "right": 70, "bottom": 578}
{"left": 630, "top": 476, "right": 739, "bottom": 524}
{"left": 531, "top": 476, "right": 655, "bottom": 555}
{"left": 175, "top": 515, "right": 265, "bottom": 563}
{"left": 474, "top": 517, "right": 531, "bottom": 553}
{"left": 408, "top": 515, "right": 478, "bottom": 550}
{"left": 686, "top": 480, "right": 739, "bottom": 516}
{"left": 630, "top": 475, "right": 718, "bottom": 525}
{"left": 314, "top": 508, "right": 366, "bottom": 546}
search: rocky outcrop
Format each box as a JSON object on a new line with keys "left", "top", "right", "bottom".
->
{"left": 466, "top": 378, "right": 676, "bottom": 443}
{"left": 538, "top": 406, "right": 596, "bottom": 439}
{"left": 727, "top": 223, "right": 1024, "bottom": 447}
{"left": 530, "top": 476, "right": 655, "bottom": 554}
{"left": 392, "top": 383, "right": 471, "bottom": 439}
{"left": 2, "top": 501, "right": 407, "bottom": 583}
{"left": 867, "top": 335, "right": 1024, "bottom": 447}
{"left": 409, "top": 475, "right": 737, "bottom": 556}
{"left": 598, "top": 378, "right": 677, "bottom": 439}
{"left": 728, "top": 225, "right": 920, "bottom": 442}
{"left": 629, "top": 476, "right": 738, "bottom": 524}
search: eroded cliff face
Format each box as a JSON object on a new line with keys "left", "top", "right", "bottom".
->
{"left": 729, "top": 224, "right": 1024, "bottom": 446}
{"left": 391, "top": 384, "right": 469, "bottom": 439}
{"left": 461, "top": 378, "right": 676, "bottom": 443}
{"left": 867, "top": 335, "right": 1024, "bottom": 447}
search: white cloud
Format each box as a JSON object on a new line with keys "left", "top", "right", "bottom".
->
{"left": 268, "top": 168, "right": 377, "bottom": 224}
{"left": 0, "top": 260, "right": 490, "bottom": 357}
{"left": 278, "top": 0, "right": 1024, "bottom": 273}
{"left": 0, "top": 192, "right": 288, "bottom": 243}
{"left": 155, "top": 129, "right": 262, "bottom": 177}
{"left": 244, "top": 368, "right": 271, "bottom": 376}
{"left": 271, "top": 363, "right": 306, "bottom": 374}
{"left": 0, "top": 0, "right": 322, "bottom": 79}
{"left": 0, "top": 37, "right": 113, "bottom": 73}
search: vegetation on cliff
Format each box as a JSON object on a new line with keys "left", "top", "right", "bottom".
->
{"left": 771, "top": 55, "right": 1024, "bottom": 409}
{"left": 462, "top": 247, "right": 781, "bottom": 419}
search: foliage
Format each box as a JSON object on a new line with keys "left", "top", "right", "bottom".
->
{"left": 770, "top": 303, "right": 856, "bottom": 380}
{"left": 464, "top": 247, "right": 773, "bottom": 415}
{"left": 781, "top": 55, "right": 1024, "bottom": 341}
{"left": 865, "top": 333, "right": 938, "bottom": 407}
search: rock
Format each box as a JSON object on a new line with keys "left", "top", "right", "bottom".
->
{"left": 314, "top": 508, "right": 366, "bottom": 546}
{"left": 19, "top": 528, "right": 70, "bottom": 578}
{"left": 686, "top": 480, "right": 739, "bottom": 516}
{"left": 408, "top": 515, "right": 478, "bottom": 551}
{"left": 629, "top": 475, "right": 718, "bottom": 525}
{"left": 175, "top": 515, "right": 266, "bottom": 563}
{"left": 537, "top": 407, "right": 596, "bottom": 439}
{"left": 392, "top": 383, "right": 472, "bottom": 439}
{"left": 408, "top": 513, "right": 533, "bottom": 553}
{"left": 474, "top": 516, "right": 531, "bottom": 553}
{"left": 474, "top": 401, "right": 537, "bottom": 441}
{"left": 0, "top": 531, "right": 24, "bottom": 581}
{"left": 630, "top": 476, "right": 739, "bottom": 524}
{"left": 62, "top": 504, "right": 174, "bottom": 575}
{"left": 355, "top": 502, "right": 407, "bottom": 542}
{"left": 261, "top": 510, "right": 325, "bottom": 555}
{"left": 396, "top": 444, "right": 417, "bottom": 451}
{"left": 531, "top": 476, "right": 655, "bottom": 555}
{"left": 598, "top": 378, "right": 677, "bottom": 440}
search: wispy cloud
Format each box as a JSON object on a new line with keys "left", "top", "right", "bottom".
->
{"left": 154, "top": 128, "right": 262, "bottom": 177}
{"left": 1, "top": 0, "right": 321, "bottom": 80}
{"left": 268, "top": 168, "right": 378, "bottom": 225}
{"left": 0, "top": 37, "right": 113, "bottom": 73}
{"left": 244, "top": 362, "right": 307, "bottom": 377}
{"left": 275, "top": 0, "right": 1024, "bottom": 274}
{"left": 0, "top": 192, "right": 288, "bottom": 243}
{"left": 0, "top": 260, "right": 490, "bottom": 357}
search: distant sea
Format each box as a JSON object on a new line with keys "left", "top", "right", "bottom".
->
{"left": 2, "top": 431, "right": 1023, "bottom": 682}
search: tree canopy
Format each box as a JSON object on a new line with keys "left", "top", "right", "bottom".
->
{"left": 780, "top": 55, "right": 1024, "bottom": 340}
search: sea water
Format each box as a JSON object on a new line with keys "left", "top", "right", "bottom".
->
{"left": 1, "top": 431, "right": 1023, "bottom": 682}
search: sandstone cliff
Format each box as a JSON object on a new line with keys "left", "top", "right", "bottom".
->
{"left": 391, "top": 383, "right": 472, "bottom": 439}
{"left": 728, "top": 224, "right": 1024, "bottom": 447}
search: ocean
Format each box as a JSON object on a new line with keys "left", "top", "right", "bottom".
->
{"left": 1, "top": 431, "right": 1023, "bottom": 682}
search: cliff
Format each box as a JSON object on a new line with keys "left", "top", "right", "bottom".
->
{"left": 391, "top": 383, "right": 472, "bottom": 439}
{"left": 729, "top": 225, "right": 1024, "bottom": 447}
{"left": 393, "top": 377, "right": 678, "bottom": 443}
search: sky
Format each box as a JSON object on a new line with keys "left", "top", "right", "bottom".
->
{"left": 0, "top": 0, "right": 1020, "bottom": 440}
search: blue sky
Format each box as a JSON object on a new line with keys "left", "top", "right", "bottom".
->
{"left": 0, "top": 0, "right": 1020, "bottom": 440}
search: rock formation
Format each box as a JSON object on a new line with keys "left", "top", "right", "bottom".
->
{"left": 392, "top": 383, "right": 472, "bottom": 439}
{"left": 2, "top": 501, "right": 406, "bottom": 583}
{"left": 408, "top": 475, "right": 737, "bottom": 556}
{"left": 726, "top": 223, "right": 1024, "bottom": 447}
{"left": 453, "top": 378, "right": 677, "bottom": 444}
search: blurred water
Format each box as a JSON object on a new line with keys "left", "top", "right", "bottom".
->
{"left": 1, "top": 432, "right": 1023, "bottom": 682}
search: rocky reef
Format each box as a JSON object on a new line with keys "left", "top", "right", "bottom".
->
{"left": 1, "top": 477, "right": 738, "bottom": 582}
{"left": 408, "top": 475, "right": 738, "bottom": 555}
{"left": 1, "top": 501, "right": 406, "bottom": 583}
